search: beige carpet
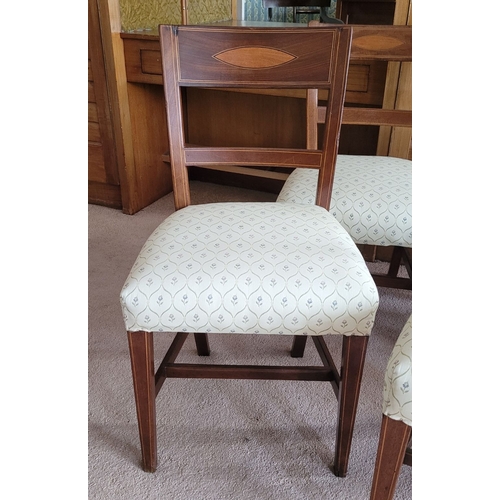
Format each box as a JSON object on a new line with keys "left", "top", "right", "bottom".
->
{"left": 88, "top": 181, "right": 412, "bottom": 499}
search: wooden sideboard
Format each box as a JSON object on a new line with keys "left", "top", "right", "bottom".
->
{"left": 89, "top": 15, "right": 410, "bottom": 214}
{"left": 89, "top": 0, "right": 411, "bottom": 213}
{"left": 89, "top": 0, "right": 123, "bottom": 208}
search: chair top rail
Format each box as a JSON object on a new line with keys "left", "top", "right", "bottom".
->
{"left": 160, "top": 24, "right": 353, "bottom": 211}
{"left": 309, "top": 22, "right": 412, "bottom": 62}
{"left": 164, "top": 25, "right": 353, "bottom": 89}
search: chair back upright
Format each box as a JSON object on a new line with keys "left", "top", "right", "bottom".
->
{"left": 159, "top": 24, "right": 353, "bottom": 212}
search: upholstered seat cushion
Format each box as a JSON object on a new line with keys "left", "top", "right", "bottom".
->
{"left": 383, "top": 315, "right": 412, "bottom": 426}
{"left": 276, "top": 155, "right": 412, "bottom": 247}
{"left": 120, "top": 202, "right": 379, "bottom": 336}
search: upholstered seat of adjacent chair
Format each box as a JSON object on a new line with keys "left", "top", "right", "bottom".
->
{"left": 121, "top": 202, "right": 379, "bottom": 336}
{"left": 277, "top": 155, "right": 412, "bottom": 248}
{"left": 383, "top": 315, "right": 412, "bottom": 425}
{"left": 370, "top": 315, "right": 412, "bottom": 500}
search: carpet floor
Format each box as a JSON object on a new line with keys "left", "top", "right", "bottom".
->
{"left": 88, "top": 181, "right": 412, "bottom": 499}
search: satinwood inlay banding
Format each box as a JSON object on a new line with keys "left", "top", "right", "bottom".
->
{"left": 213, "top": 47, "right": 297, "bottom": 69}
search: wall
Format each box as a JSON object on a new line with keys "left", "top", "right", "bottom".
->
{"left": 119, "top": 0, "right": 232, "bottom": 31}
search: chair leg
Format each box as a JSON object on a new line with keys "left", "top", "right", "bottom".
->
{"left": 128, "top": 330, "right": 157, "bottom": 473}
{"left": 333, "top": 335, "right": 369, "bottom": 477}
{"left": 194, "top": 333, "right": 210, "bottom": 356}
{"left": 290, "top": 335, "right": 307, "bottom": 357}
{"left": 387, "top": 247, "right": 404, "bottom": 278}
{"left": 401, "top": 247, "right": 412, "bottom": 280}
{"left": 370, "top": 415, "right": 412, "bottom": 500}
{"left": 361, "top": 244, "right": 377, "bottom": 262}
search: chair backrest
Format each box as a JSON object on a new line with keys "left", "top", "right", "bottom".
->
{"left": 159, "top": 24, "right": 353, "bottom": 211}
{"left": 306, "top": 23, "right": 412, "bottom": 158}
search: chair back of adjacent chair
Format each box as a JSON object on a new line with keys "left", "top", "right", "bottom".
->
{"left": 306, "top": 23, "right": 412, "bottom": 159}
{"left": 159, "top": 24, "right": 353, "bottom": 212}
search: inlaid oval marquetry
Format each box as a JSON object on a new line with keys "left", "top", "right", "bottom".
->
{"left": 354, "top": 35, "right": 403, "bottom": 52}
{"left": 213, "top": 47, "right": 296, "bottom": 69}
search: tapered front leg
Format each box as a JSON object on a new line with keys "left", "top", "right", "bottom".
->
{"left": 370, "top": 415, "right": 411, "bottom": 500}
{"left": 128, "top": 330, "right": 157, "bottom": 472}
{"left": 333, "top": 335, "right": 369, "bottom": 477}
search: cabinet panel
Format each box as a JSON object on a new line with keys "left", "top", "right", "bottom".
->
{"left": 89, "top": 144, "right": 108, "bottom": 184}
{"left": 88, "top": 102, "right": 99, "bottom": 123}
{"left": 88, "top": 121, "right": 101, "bottom": 143}
{"left": 88, "top": 0, "right": 122, "bottom": 207}
{"left": 345, "top": 61, "right": 387, "bottom": 106}
{"left": 336, "top": 0, "right": 396, "bottom": 25}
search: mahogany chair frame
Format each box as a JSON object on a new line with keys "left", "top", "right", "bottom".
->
{"left": 307, "top": 24, "right": 412, "bottom": 290}
{"left": 127, "top": 24, "right": 372, "bottom": 478}
{"left": 370, "top": 415, "right": 412, "bottom": 500}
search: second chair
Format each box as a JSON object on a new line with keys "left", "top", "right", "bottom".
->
{"left": 277, "top": 25, "right": 412, "bottom": 290}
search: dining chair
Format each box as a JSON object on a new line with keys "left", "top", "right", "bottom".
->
{"left": 370, "top": 314, "right": 412, "bottom": 500}
{"left": 120, "top": 24, "right": 380, "bottom": 477}
{"left": 277, "top": 24, "right": 412, "bottom": 290}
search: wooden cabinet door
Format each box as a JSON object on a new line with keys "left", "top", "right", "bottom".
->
{"left": 336, "top": 0, "right": 396, "bottom": 25}
{"left": 88, "top": 0, "right": 122, "bottom": 208}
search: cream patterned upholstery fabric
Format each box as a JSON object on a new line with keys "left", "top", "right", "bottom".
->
{"left": 276, "top": 155, "right": 412, "bottom": 247}
{"left": 120, "top": 202, "right": 379, "bottom": 336}
{"left": 383, "top": 315, "right": 412, "bottom": 427}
